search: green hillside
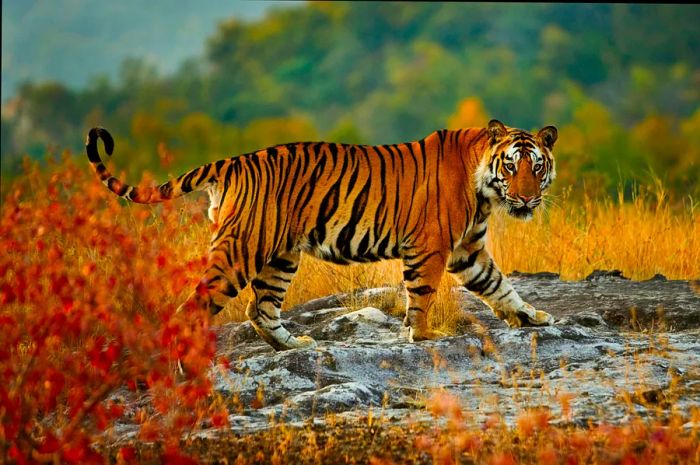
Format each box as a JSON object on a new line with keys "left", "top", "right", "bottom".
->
{"left": 1, "top": 0, "right": 298, "bottom": 99}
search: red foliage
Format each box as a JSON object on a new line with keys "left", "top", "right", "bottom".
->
{"left": 419, "top": 390, "right": 698, "bottom": 465}
{"left": 0, "top": 156, "right": 221, "bottom": 463}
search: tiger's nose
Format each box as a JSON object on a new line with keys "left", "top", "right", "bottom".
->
{"left": 518, "top": 194, "right": 536, "bottom": 203}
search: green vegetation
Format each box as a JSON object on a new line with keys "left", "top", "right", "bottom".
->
{"left": 2, "top": 3, "right": 699, "bottom": 198}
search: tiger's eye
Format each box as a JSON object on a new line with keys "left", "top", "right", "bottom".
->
{"left": 534, "top": 163, "right": 542, "bottom": 172}
{"left": 505, "top": 163, "right": 515, "bottom": 171}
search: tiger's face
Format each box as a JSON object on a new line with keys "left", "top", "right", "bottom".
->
{"left": 478, "top": 120, "right": 558, "bottom": 220}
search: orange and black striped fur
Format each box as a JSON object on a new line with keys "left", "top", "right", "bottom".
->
{"left": 86, "top": 120, "right": 558, "bottom": 350}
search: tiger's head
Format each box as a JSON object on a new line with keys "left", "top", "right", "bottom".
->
{"left": 477, "top": 119, "right": 558, "bottom": 220}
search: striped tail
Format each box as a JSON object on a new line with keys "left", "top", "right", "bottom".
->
{"left": 85, "top": 127, "right": 216, "bottom": 203}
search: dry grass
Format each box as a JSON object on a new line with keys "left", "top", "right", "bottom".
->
{"left": 490, "top": 186, "right": 700, "bottom": 281}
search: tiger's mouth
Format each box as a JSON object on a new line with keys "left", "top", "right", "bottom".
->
{"left": 507, "top": 204, "right": 534, "bottom": 220}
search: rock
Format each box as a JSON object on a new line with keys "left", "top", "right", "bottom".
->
{"left": 503, "top": 271, "right": 700, "bottom": 331}
{"left": 118, "top": 271, "right": 700, "bottom": 438}
{"left": 585, "top": 269, "right": 630, "bottom": 281}
{"left": 206, "top": 274, "right": 699, "bottom": 433}
{"left": 555, "top": 311, "right": 607, "bottom": 328}
{"left": 509, "top": 271, "right": 560, "bottom": 280}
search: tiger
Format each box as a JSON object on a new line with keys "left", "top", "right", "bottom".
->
{"left": 86, "top": 119, "right": 558, "bottom": 351}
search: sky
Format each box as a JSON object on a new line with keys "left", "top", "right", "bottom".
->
{"left": 1, "top": 0, "right": 303, "bottom": 102}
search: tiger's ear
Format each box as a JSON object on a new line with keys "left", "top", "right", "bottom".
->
{"left": 488, "top": 120, "right": 507, "bottom": 144}
{"left": 537, "top": 126, "right": 558, "bottom": 149}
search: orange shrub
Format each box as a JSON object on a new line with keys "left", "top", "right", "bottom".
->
{"left": 0, "top": 154, "right": 222, "bottom": 463}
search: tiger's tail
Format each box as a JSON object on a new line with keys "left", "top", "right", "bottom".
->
{"left": 86, "top": 127, "right": 217, "bottom": 203}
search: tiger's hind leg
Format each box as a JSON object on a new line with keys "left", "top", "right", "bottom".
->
{"left": 401, "top": 248, "right": 448, "bottom": 342}
{"left": 246, "top": 252, "right": 317, "bottom": 351}
{"left": 175, "top": 242, "right": 250, "bottom": 375}
{"left": 177, "top": 241, "right": 250, "bottom": 316}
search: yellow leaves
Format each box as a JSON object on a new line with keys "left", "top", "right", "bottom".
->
{"left": 571, "top": 100, "right": 615, "bottom": 145}
{"left": 631, "top": 115, "right": 685, "bottom": 171}
{"left": 426, "top": 390, "right": 463, "bottom": 422}
{"left": 630, "top": 65, "right": 657, "bottom": 94}
{"left": 131, "top": 111, "right": 171, "bottom": 143}
{"left": 447, "top": 97, "right": 489, "bottom": 130}
{"left": 180, "top": 112, "right": 220, "bottom": 145}
{"left": 557, "top": 392, "right": 575, "bottom": 422}
{"left": 242, "top": 116, "right": 318, "bottom": 152}
{"left": 516, "top": 408, "right": 550, "bottom": 437}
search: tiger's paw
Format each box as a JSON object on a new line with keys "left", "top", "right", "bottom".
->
{"left": 506, "top": 304, "right": 554, "bottom": 327}
{"left": 281, "top": 335, "right": 318, "bottom": 351}
{"left": 409, "top": 327, "right": 447, "bottom": 343}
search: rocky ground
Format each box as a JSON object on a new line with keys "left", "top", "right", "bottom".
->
{"left": 103, "top": 271, "right": 700, "bottom": 463}
{"left": 206, "top": 270, "right": 700, "bottom": 434}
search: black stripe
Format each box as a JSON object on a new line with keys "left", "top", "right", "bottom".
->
{"left": 406, "top": 285, "right": 435, "bottom": 296}
{"left": 357, "top": 232, "right": 371, "bottom": 257}
{"left": 251, "top": 279, "right": 285, "bottom": 293}
{"left": 403, "top": 250, "right": 440, "bottom": 270}
{"left": 376, "top": 233, "right": 392, "bottom": 259}
{"left": 466, "top": 261, "right": 494, "bottom": 294}
{"left": 210, "top": 303, "right": 224, "bottom": 315}
{"left": 159, "top": 182, "right": 174, "bottom": 199}
{"left": 482, "top": 272, "right": 503, "bottom": 297}
{"left": 221, "top": 281, "right": 239, "bottom": 298}
{"left": 258, "top": 308, "right": 275, "bottom": 320}
{"left": 311, "top": 162, "right": 341, "bottom": 246}
{"left": 194, "top": 164, "right": 211, "bottom": 186}
{"left": 447, "top": 247, "right": 483, "bottom": 273}
{"left": 180, "top": 169, "right": 199, "bottom": 193}
{"left": 468, "top": 227, "right": 487, "bottom": 244}
{"left": 403, "top": 268, "right": 420, "bottom": 281}
{"left": 235, "top": 271, "right": 248, "bottom": 290}
{"left": 260, "top": 295, "right": 283, "bottom": 306}
{"left": 337, "top": 174, "right": 371, "bottom": 257}
{"left": 268, "top": 257, "right": 297, "bottom": 274}
{"left": 418, "top": 138, "right": 427, "bottom": 165}
{"left": 497, "top": 289, "right": 513, "bottom": 301}
{"left": 107, "top": 177, "right": 128, "bottom": 196}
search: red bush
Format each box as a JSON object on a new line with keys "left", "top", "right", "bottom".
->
{"left": 0, "top": 154, "right": 222, "bottom": 463}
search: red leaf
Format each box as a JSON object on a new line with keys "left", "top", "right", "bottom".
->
{"left": 8, "top": 444, "right": 29, "bottom": 465}
{"left": 0, "top": 283, "right": 15, "bottom": 304}
{"left": 118, "top": 446, "right": 136, "bottom": 462}
{"left": 62, "top": 439, "right": 103, "bottom": 465}
{"left": 38, "top": 432, "right": 60, "bottom": 453}
{"left": 211, "top": 410, "right": 229, "bottom": 428}
{"left": 161, "top": 448, "right": 198, "bottom": 465}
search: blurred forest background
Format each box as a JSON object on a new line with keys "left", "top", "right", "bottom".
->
{"left": 2, "top": 2, "right": 699, "bottom": 200}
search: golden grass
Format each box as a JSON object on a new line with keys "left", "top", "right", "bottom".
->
{"left": 490, "top": 187, "right": 700, "bottom": 281}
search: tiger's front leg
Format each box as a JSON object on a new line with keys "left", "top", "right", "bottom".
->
{"left": 447, "top": 224, "right": 554, "bottom": 327}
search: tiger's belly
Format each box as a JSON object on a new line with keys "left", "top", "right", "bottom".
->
{"left": 298, "top": 221, "right": 402, "bottom": 265}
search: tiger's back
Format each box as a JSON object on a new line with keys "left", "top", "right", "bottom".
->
{"left": 217, "top": 130, "right": 482, "bottom": 267}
